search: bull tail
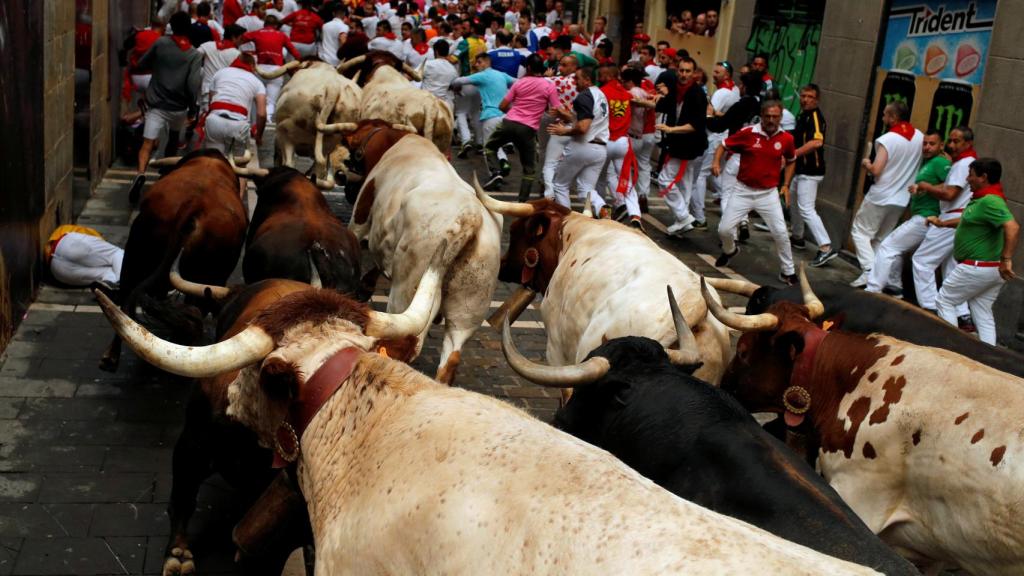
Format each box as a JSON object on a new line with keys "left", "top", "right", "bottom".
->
{"left": 308, "top": 241, "right": 361, "bottom": 297}
{"left": 314, "top": 86, "right": 339, "bottom": 174}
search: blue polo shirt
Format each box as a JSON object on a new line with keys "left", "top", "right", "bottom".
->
{"left": 455, "top": 67, "right": 516, "bottom": 121}
{"left": 488, "top": 47, "right": 523, "bottom": 78}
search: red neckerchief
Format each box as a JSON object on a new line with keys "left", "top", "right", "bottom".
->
{"left": 716, "top": 77, "right": 735, "bottom": 90}
{"left": 229, "top": 56, "right": 255, "bottom": 73}
{"left": 953, "top": 147, "right": 978, "bottom": 163}
{"left": 972, "top": 182, "right": 1006, "bottom": 201}
{"left": 641, "top": 78, "right": 655, "bottom": 95}
{"left": 762, "top": 72, "right": 773, "bottom": 81}
{"left": 215, "top": 39, "right": 235, "bottom": 50}
{"left": 888, "top": 120, "right": 915, "bottom": 141}
{"left": 381, "top": 31, "right": 397, "bottom": 40}
{"left": 412, "top": 42, "right": 429, "bottom": 55}
{"left": 675, "top": 77, "right": 695, "bottom": 104}
{"left": 171, "top": 34, "right": 193, "bottom": 52}
{"left": 573, "top": 34, "right": 588, "bottom": 45}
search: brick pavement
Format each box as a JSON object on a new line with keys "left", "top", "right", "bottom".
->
{"left": 0, "top": 128, "right": 864, "bottom": 574}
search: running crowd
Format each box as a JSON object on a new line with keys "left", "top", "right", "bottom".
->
{"left": 111, "top": 0, "right": 1017, "bottom": 345}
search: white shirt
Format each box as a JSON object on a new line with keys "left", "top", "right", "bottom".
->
{"left": 940, "top": 156, "right": 975, "bottom": 215}
{"left": 545, "top": 10, "right": 561, "bottom": 26}
{"left": 209, "top": 66, "right": 266, "bottom": 120}
{"left": 236, "top": 14, "right": 264, "bottom": 32}
{"left": 570, "top": 41, "right": 592, "bottom": 57}
{"left": 504, "top": 10, "right": 519, "bottom": 29}
{"left": 867, "top": 129, "right": 924, "bottom": 207}
{"left": 362, "top": 15, "right": 379, "bottom": 39}
{"left": 781, "top": 108, "right": 796, "bottom": 131}
{"left": 319, "top": 18, "right": 350, "bottom": 65}
{"left": 579, "top": 86, "right": 610, "bottom": 143}
{"left": 422, "top": 58, "right": 458, "bottom": 108}
{"left": 710, "top": 85, "right": 740, "bottom": 114}
{"left": 644, "top": 64, "right": 664, "bottom": 85}
{"left": 368, "top": 35, "right": 404, "bottom": 58}
{"left": 375, "top": 1, "right": 392, "bottom": 16}
{"left": 279, "top": 0, "right": 298, "bottom": 17}
{"left": 403, "top": 43, "right": 432, "bottom": 69}
{"left": 198, "top": 41, "right": 241, "bottom": 91}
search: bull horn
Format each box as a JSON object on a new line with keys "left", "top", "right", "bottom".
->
{"left": 316, "top": 121, "right": 359, "bottom": 134}
{"left": 582, "top": 192, "right": 593, "bottom": 218}
{"left": 232, "top": 149, "right": 253, "bottom": 166}
{"left": 364, "top": 240, "right": 447, "bottom": 339}
{"left": 705, "top": 277, "right": 761, "bottom": 297}
{"left": 665, "top": 286, "right": 702, "bottom": 367}
{"left": 149, "top": 156, "right": 183, "bottom": 167}
{"left": 472, "top": 173, "right": 535, "bottom": 217}
{"left": 255, "top": 60, "right": 303, "bottom": 79}
{"left": 391, "top": 123, "right": 417, "bottom": 133}
{"left": 228, "top": 151, "right": 270, "bottom": 177}
{"left": 352, "top": 70, "right": 362, "bottom": 84}
{"left": 336, "top": 55, "right": 367, "bottom": 74}
{"left": 798, "top": 263, "right": 824, "bottom": 320}
{"left": 501, "top": 316, "right": 610, "bottom": 387}
{"left": 93, "top": 289, "right": 274, "bottom": 378}
{"left": 308, "top": 250, "right": 322, "bottom": 288}
{"left": 314, "top": 176, "right": 337, "bottom": 190}
{"left": 169, "top": 250, "right": 231, "bottom": 300}
{"left": 402, "top": 62, "right": 423, "bottom": 81}
{"left": 701, "top": 277, "right": 779, "bottom": 332}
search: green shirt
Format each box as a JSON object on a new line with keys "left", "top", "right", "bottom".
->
{"left": 910, "top": 155, "right": 951, "bottom": 217}
{"left": 953, "top": 194, "right": 1014, "bottom": 262}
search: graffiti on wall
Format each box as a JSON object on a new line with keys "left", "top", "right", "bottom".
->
{"left": 745, "top": 18, "right": 821, "bottom": 114}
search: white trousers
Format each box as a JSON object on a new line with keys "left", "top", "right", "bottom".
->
{"left": 455, "top": 85, "right": 482, "bottom": 145}
{"left": 719, "top": 184, "right": 794, "bottom": 275}
{"left": 686, "top": 152, "right": 707, "bottom": 222}
{"left": 205, "top": 113, "right": 251, "bottom": 156}
{"left": 790, "top": 175, "right": 831, "bottom": 247}
{"left": 719, "top": 154, "right": 742, "bottom": 221}
{"left": 850, "top": 200, "right": 903, "bottom": 271}
{"left": 50, "top": 233, "right": 124, "bottom": 286}
{"left": 937, "top": 263, "right": 1004, "bottom": 345}
{"left": 552, "top": 141, "right": 607, "bottom": 211}
{"left": 912, "top": 222, "right": 958, "bottom": 310}
{"left": 293, "top": 42, "right": 316, "bottom": 58}
{"left": 542, "top": 132, "right": 571, "bottom": 197}
{"left": 630, "top": 133, "right": 656, "bottom": 198}
{"left": 257, "top": 64, "right": 284, "bottom": 120}
{"left": 866, "top": 215, "right": 927, "bottom": 293}
{"left": 602, "top": 137, "right": 639, "bottom": 217}
{"left": 657, "top": 157, "right": 695, "bottom": 227}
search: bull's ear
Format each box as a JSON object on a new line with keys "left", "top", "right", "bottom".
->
{"left": 773, "top": 330, "right": 806, "bottom": 362}
{"left": 526, "top": 214, "right": 550, "bottom": 239}
{"left": 260, "top": 356, "right": 301, "bottom": 400}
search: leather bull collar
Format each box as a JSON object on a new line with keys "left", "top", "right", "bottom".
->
{"left": 272, "top": 347, "right": 363, "bottom": 468}
{"left": 347, "top": 126, "right": 388, "bottom": 175}
{"left": 782, "top": 325, "right": 830, "bottom": 428}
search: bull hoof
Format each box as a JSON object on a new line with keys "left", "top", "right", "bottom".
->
{"left": 98, "top": 355, "right": 118, "bottom": 373}
{"left": 435, "top": 351, "right": 461, "bottom": 386}
{"left": 162, "top": 547, "right": 195, "bottom": 576}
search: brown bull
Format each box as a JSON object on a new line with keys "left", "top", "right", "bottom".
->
{"left": 243, "top": 167, "right": 362, "bottom": 295}
{"left": 336, "top": 50, "right": 422, "bottom": 87}
{"left": 101, "top": 150, "right": 247, "bottom": 371}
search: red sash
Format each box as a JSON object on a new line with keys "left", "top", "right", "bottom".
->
{"left": 197, "top": 101, "right": 250, "bottom": 144}
{"left": 616, "top": 139, "right": 640, "bottom": 195}
{"left": 658, "top": 156, "right": 688, "bottom": 197}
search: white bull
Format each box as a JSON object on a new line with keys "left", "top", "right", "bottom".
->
{"left": 257, "top": 60, "right": 362, "bottom": 189}
{"left": 348, "top": 129, "right": 501, "bottom": 384}
{"left": 476, "top": 193, "right": 732, "bottom": 389}
{"left": 338, "top": 55, "right": 453, "bottom": 153}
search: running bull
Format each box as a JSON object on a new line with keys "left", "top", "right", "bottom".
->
{"left": 333, "top": 122, "right": 503, "bottom": 384}
{"left": 100, "top": 150, "right": 248, "bottom": 372}
{"left": 477, "top": 193, "right": 732, "bottom": 390}
{"left": 507, "top": 285, "right": 917, "bottom": 575}
{"left": 704, "top": 274, "right": 1024, "bottom": 575}
{"left": 98, "top": 270, "right": 880, "bottom": 575}
{"left": 96, "top": 249, "right": 446, "bottom": 576}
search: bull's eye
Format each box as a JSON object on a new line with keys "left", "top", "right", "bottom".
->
{"left": 535, "top": 224, "right": 546, "bottom": 237}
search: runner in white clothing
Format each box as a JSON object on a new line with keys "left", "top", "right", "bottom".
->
{"left": 203, "top": 54, "right": 267, "bottom": 181}
{"left": 849, "top": 101, "right": 923, "bottom": 287}
{"left": 911, "top": 126, "right": 978, "bottom": 312}
{"left": 547, "top": 67, "right": 609, "bottom": 211}
{"left": 318, "top": 4, "right": 350, "bottom": 65}
{"left": 197, "top": 25, "right": 245, "bottom": 115}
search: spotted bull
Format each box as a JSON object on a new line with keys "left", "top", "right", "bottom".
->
{"left": 704, "top": 273, "right": 1024, "bottom": 575}
{"left": 100, "top": 150, "right": 247, "bottom": 371}
{"left": 243, "top": 167, "right": 361, "bottom": 294}
{"left": 340, "top": 121, "right": 503, "bottom": 384}
{"left": 102, "top": 275, "right": 880, "bottom": 575}
{"left": 503, "top": 289, "right": 916, "bottom": 574}
{"left": 95, "top": 249, "right": 446, "bottom": 576}
{"left": 476, "top": 193, "right": 731, "bottom": 390}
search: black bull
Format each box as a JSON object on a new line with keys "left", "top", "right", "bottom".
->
{"left": 745, "top": 281, "right": 1024, "bottom": 377}
{"left": 554, "top": 337, "right": 918, "bottom": 575}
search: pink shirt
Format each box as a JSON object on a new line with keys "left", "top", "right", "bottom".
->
{"left": 503, "top": 77, "right": 560, "bottom": 130}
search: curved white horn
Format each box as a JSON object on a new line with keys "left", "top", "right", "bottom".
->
{"left": 701, "top": 277, "right": 779, "bottom": 332}
{"left": 402, "top": 62, "right": 423, "bottom": 81}
{"left": 316, "top": 122, "right": 359, "bottom": 134}
{"left": 705, "top": 277, "right": 761, "bottom": 297}
{"left": 255, "top": 60, "right": 303, "bottom": 79}
{"left": 501, "top": 316, "right": 609, "bottom": 387}
{"left": 799, "top": 263, "right": 824, "bottom": 320}
{"left": 149, "top": 156, "right": 183, "bottom": 167}
{"left": 582, "top": 192, "right": 593, "bottom": 218}
{"left": 365, "top": 240, "right": 447, "bottom": 339}
{"left": 472, "top": 173, "right": 535, "bottom": 217}
{"left": 232, "top": 149, "right": 253, "bottom": 166}
{"left": 336, "top": 55, "right": 366, "bottom": 74}
{"left": 227, "top": 152, "right": 269, "bottom": 177}
{"left": 665, "top": 286, "right": 702, "bottom": 367}
{"left": 391, "top": 123, "right": 417, "bottom": 133}
{"left": 93, "top": 290, "right": 274, "bottom": 378}
{"left": 169, "top": 250, "right": 231, "bottom": 300}
{"left": 308, "top": 250, "right": 322, "bottom": 288}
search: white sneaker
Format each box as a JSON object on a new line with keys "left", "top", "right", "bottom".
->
{"left": 667, "top": 215, "right": 695, "bottom": 235}
{"left": 849, "top": 271, "right": 869, "bottom": 288}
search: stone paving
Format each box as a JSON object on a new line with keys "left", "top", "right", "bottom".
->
{"left": 0, "top": 128, "right": 865, "bottom": 574}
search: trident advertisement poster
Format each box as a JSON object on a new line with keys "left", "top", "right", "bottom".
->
{"left": 881, "top": 0, "right": 998, "bottom": 85}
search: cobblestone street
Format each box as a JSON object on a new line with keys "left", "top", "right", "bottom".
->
{"left": 0, "top": 128, "right": 864, "bottom": 574}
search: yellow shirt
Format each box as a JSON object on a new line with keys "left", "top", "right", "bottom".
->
{"left": 46, "top": 225, "right": 103, "bottom": 261}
